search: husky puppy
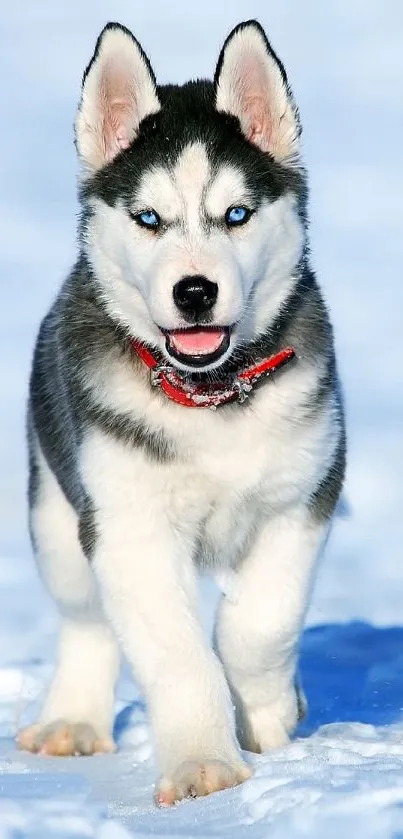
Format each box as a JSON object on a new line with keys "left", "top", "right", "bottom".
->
{"left": 19, "top": 20, "right": 346, "bottom": 804}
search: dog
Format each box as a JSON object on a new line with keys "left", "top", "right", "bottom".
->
{"left": 18, "top": 20, "right": 346, "bottom": 805}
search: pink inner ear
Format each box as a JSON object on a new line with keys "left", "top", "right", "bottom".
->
{"left": 236, "top": 55, "right": 275, "bottom": 153}
{"left": 244, "top": 96, "right": 271, "bottom": 150}
{"left": 99, "top": 61, "right": 138, "bottom": 162}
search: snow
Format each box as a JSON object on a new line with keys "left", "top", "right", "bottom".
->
{"left": 1, "top": 1, "right": 402, "bottom": 836}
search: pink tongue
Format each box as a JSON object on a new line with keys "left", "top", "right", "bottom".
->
{"left": 169, "top": 329, "right": 225, "bottom": 356}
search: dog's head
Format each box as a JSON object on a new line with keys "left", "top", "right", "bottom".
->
{"left": 76, "top": 21, "right": 307, "bottom": 372}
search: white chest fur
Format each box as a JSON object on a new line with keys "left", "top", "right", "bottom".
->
{"left": 85, "top": 351, "right": 338, "bottom": 570}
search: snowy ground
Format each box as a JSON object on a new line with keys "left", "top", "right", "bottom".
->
{"left": 1, "top": 1, "right": 403, "bottom": 836}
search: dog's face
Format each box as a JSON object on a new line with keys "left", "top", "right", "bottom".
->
{"left": 77, "top": 22, "right": 306, "bottom": 372}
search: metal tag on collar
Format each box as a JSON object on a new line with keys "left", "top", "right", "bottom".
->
{"left": 150, "top": 363, "right": 172, "bottom": 388}
{"left": 233, "top": 378, "right": 253, "bottom": 403}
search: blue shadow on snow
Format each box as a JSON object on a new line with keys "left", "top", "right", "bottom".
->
{"left": 112, "top": 622, "right": 403, "bottom": 743}
{"left": 299, "top": 621, "right": 403, "bottom": 734}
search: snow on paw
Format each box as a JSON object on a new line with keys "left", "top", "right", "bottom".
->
{"left": 155, "top": 758, "right": 252, "bottom": 806}
{"left": 16, "top": 721, "right": 116, "bottom": 756}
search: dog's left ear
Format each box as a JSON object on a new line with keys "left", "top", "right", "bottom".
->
{"left": 215, "top": 21, "right": 301, "bottom": 167}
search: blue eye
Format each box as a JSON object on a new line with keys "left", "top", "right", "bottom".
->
{"left": 134, "top": 209, "right": 160, "bottom": 229}
{"left": 225, "top": 206, "right": 251, "bottom": 227}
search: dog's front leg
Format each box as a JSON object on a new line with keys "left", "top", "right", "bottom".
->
{"left": 81, "top": 432, "right": 250, "bottom": 804}
{"left": 215, "top": 507, "right": 329, "bottom": 753}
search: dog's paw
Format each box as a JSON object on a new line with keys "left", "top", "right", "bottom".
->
{"left": 237, "top": 683, "right": 305, "bottom": 754}
{"left": 155, "top": 758, "right": 252, "bottom": 806}
{"left": 238, "top": 695, "right": 302, "bottom": 754}
{"left": 16, "top": 721, "right": 116, "bottom": 757}
{"left": 240, "top": 711, "right": 290, "bottom": 754}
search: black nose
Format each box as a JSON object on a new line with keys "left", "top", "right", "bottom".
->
{"left": 173, "top": 276, "right": 218, "bottom": 318}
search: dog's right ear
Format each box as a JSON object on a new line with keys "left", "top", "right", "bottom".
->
{"left": 75, "top": 23, "right": 160, "bottom": 175}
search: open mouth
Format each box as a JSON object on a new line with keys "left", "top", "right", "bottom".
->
{"left": 164, "top": 326, "right": 231, "bottom": 368}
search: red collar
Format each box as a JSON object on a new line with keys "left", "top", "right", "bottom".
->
{"left": 130, "top": 339, "right": 296, "bottom": 409}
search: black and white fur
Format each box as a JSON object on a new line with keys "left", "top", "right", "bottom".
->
{"left": 20, "top": 21, "right": 346, "bottom": 804}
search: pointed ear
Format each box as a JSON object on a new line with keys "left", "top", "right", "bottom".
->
{"left": 215, "top": 21, "right": 301, "bottom": 167}
{"left": 75, "top": 22, "right": 160, "bottom": 174}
